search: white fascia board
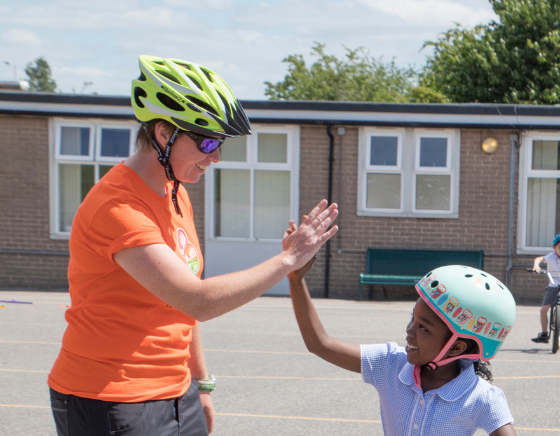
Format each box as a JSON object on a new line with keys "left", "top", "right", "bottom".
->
{"left": 245, "top": 109, "right": 560, "bottom": 128}
{"left": 0, "top": 100, "right": 134, "bottom": 117}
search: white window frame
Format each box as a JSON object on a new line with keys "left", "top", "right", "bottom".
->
{"left": 517, "top": 131, "right": 560, "bottom": 254}
{"left": 205, "top": 124, "right": 300, "bottom": 242}
{"left": 49, "top": 118, "right": 139, "bottom": 239}
{"left": 358, "top": 127, "right": 460, "bottom": 218}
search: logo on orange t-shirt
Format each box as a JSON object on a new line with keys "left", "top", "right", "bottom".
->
{"left": 177, "top": 228, "right": 200, "bottom": 275}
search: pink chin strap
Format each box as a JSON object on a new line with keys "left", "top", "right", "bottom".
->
{"left": 413, "top": 333, "right": 480, "bottom": 389}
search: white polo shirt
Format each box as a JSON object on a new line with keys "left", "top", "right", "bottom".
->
{"left": 544, "top": 252, "right": 560, "bottom": 287}
{"left": 361, "top": 342, "right": 513, "bottom": 436}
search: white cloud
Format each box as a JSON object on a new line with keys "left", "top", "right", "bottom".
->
{"left": 161, "top": 0, "right": 233, "bottom": 10}
{"left": 0, "top": 29, "right": 43, "bottom": 47}
{"left": 0, "top": 0, "right": 498, "bottom": 98}
{"left": 56, "top": 66, "right": 113, "bottom": 78}
{"left": 359, "top": 0, "right": 496, "bottom": 27}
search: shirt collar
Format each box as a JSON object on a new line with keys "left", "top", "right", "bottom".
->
{"left": 398, "top": 360, "right": 478, "bottom": 401}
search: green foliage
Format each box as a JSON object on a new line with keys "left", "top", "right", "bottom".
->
{"left": 423, "top": 0, "right": 560, "bottom": 104}
{"left": 265, "top": 43, "right": 417, "bottom": 102}
{"left": 25, "top": 57, "right": 56, "bottom": 93}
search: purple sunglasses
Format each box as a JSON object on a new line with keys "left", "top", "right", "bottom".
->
{"left": 184, "top": 131, "right": 225, "bottom": 154}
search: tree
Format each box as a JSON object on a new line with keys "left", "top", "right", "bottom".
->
{"left": 421, "top": 0, "right": 560, "bottom": 104}
{"left": 265, "top": 43, "right": 416, "bottom": 102}
{"left": 25, "top": 57, "right": 57, "bottom": 93}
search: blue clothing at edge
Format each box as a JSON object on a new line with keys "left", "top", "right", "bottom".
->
{"left": 361, "top": 342, "right": 514, "bottom": 436}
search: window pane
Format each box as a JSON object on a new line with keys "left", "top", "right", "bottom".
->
{"left": 60, "top": 127, "right": 90, "bottom": 156}
{"left": 59, "top": 164, "right": 94, "bottom": 232}
{"left": 258, "top": 133, "right": 287, "bottom": 163}
{"left": 416, "top": 175, "right": 450, "bottom": 210}
{"left": 254, "top": 171, "right": 290, "bottom": 239}
{"left": 420, "top": 137, "right": 447, "bottom": 167}
{"left": 100, "top": 128, "right": 130, "bottom": 158}
{"left": 366, "top": 173, "right": 401, "bottom": 209}
{"left": 532, "top": 140, "right": 560, "bottom": 170}
{"left": 99, "top": 165, "right": 113, "bottom": 179}
{"left": 221, "top": 136, "right": 247, "bottom": 162}
{"left": 214, "top": 169, "right": 250, "bottom": 238}
{"left": 526, "top": 178, "right": 560, "bottom": 247}
{"left": 370, "top": 136, "right": 398, "bottom": 166}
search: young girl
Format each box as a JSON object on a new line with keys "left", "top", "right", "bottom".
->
{"left": 289, "top": 259, "right": 517, "bottom": 435}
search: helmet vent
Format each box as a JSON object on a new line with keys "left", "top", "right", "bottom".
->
{"left": 497, "top": 283, "right": 504, "bottom": 289}
{"left": 133, "top": 87, "right": 147, "bottom": 109}
{"left": 187, "top": 104, "right": 202, "bottom": 113}
{"left": 156, "top": 92, "right": 185, "bottom": 112}
{"left": 187, "top": 96, "right": 218, "bottom": 116}
{"left": 430, "top": 280, "right": 439, "bottom": 288}
{"left": 481, "top": 273, "right": 487, "bottom": 277}
{"left": 465, "top": 274, "right": 473, "bottom": 278}
{"left": 201, "top": 68, "right": 214, "bottom": 83}
{"left": 217, "top": 91, "right": 230, "bottom": 111}
{"left": 195, "top": 118, "right": 209, "bottom": 126}
{"left": 175, "top": 62, "right": 191, "bottom": 70}
{"left": 152, "top": 60, "right": 164, "bottom": 65}
{"left": 156, "top": 70, "right": 181, "bottom": 85}
{"left": 138, "top": 71, "right": 147, "bottom": 82}
{"left": 187, "top": 76, "right": 204, "bottom": 91}
{"left": 485, "top": 283, "right": 490, "bottom": 290}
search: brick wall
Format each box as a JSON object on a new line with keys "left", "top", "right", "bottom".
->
{"left": 0, "top": 115, "right": 70, "bottom": 289}
{"left": 0, "top": 114, "right": 549, "bottom": 302}
{"left": 297, "top": 126, "right": 546, "bottom": 304}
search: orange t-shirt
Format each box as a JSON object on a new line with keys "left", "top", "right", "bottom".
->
{"left": 48, "top": 163, "right": 203, "bottom": 402}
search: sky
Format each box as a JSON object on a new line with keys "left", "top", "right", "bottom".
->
{"left": 0, "top": 0, "right": 497, "bottom": 100}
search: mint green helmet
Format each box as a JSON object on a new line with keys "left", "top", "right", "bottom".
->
{"left": 131, "top": 55, "right": 251, "bottom": 137}
{"left": 416, "top": 265, "right": 516, "bottom": 361}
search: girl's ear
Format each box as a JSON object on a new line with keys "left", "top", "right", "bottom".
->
{"left": 447, "top": 339, "right": 468, "bottom": 358}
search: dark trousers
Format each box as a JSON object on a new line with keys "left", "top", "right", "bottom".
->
{"left": 50, "top": 379, "right": 208, "bottom": 436}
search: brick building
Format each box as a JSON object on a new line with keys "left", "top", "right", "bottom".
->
{"left": 1, "top": 91, "right": 559, "bottom": 303}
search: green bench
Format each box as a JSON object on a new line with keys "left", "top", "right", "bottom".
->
{"left": 359, "top": 249, "right": 484, "bottom": 301}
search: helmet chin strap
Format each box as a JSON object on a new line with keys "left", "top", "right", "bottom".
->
{"left": 413, "top": 333, "right": 480, "bottom": 390}
{"left": 144, "top": 125, "right": 183, "bottom": 217}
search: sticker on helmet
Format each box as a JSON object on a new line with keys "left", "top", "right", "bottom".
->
{"left": 430, "top": 284, "right": 447, "bottom": 298}
{"left": 484, "top": 322, "right": 492, "bottom": 335}
{"left": 453, "top": 307, "right": 463, "bottom": 318}
{"left": 473, "top": 317, "right": 487, "bottom": 333}
{"left": 501, "top": 326, "right": 512, "bottom": 340}
{"left": 466, "top": 317, "right": 476, "bottom": 330}
{"left": 437, "top": 294, "right": 449, "bottom": 306}
{"left": 445, "top": 297, "right": 459, "bottom": 314}
{"left": 488, "top": 322, "right": 502, "bottom": 338}
{"left": 457, "top": 309, "right": 473, "bottom": 325}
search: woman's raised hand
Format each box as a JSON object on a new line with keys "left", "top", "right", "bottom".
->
{"left": 282, "top": 200, "right": 338, "bottom": 271}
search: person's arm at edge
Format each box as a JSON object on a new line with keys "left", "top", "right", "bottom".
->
{"left": 114, "top": 200, "right": 338, "bottom": 321}
{"left": 490, "top": 423, "right": 516, "bottom": 435}
{"left": 288, "top": 256, "right": 361, "bottom": 373}
{"left": 533, "top": 255, "right": 545, "bottom": 272}
{"left": 188, "top": 323, "right": 214, "bottom": 433}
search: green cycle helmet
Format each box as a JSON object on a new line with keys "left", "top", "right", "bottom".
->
{"left": 413, "top": 265, "right": 516, "bottom": 388}
{"left": 131, "top": 55, "right": 251, "bottom": 138}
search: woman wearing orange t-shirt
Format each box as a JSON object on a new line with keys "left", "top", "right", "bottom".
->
{"left": 48, "top": 56, "right": 338, "bottom": 436}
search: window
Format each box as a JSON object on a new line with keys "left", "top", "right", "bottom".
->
{"left": 358, "top": 128, "right": 460, "bottom": 217}
{"left": 206, "top": 126, "right": 300, "bottom": 240}
{"left": 50, "top": 119, "right": 138, "bottom": 237}
{"left": 519, "top": 133, "right": 560, "bottom": 252}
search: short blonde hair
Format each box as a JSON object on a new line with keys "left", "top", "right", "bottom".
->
{"left": 135, "top": 120, "right": 177, "bottom": 152}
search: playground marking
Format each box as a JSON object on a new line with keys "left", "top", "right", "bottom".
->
{"left": 216, "top": 412, "right": 380, "bottom": 423}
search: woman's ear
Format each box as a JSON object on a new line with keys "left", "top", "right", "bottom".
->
{"left": 153, "top": 121, "right": 171, "bottom": 149}
{"left": 447, "top": 339, "right": 468, "bottom": 358}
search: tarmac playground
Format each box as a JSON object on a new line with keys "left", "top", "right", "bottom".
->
{"left": 1, "top": 289, "right": 559, "bottom": 436}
